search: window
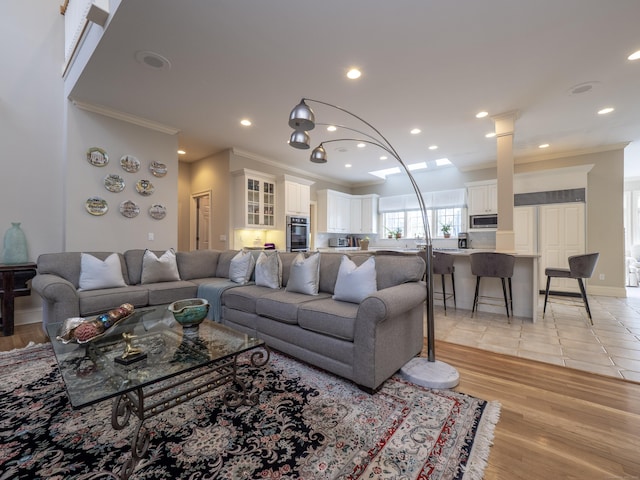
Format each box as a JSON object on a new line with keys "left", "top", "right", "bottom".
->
{"left": 382, "top": 207, "right": 463, "bottom": 239}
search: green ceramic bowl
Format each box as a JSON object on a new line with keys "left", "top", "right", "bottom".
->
{"left": 168, "top": 298, "right": 210, "bottom": 328}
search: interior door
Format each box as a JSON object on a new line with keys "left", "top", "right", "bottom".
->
{"left": 193, "top": 193, "right": 211, "bottom": 250}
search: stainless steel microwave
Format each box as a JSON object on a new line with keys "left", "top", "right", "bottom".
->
{"left": 470, "top": 214, "right": 498, "bottom": 229}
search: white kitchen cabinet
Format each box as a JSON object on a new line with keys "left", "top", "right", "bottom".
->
{"left": 317, "top": 189, "right": 351, "bottom": 233}
{"left": 233, "top": 169, "right": 276, "bottom": 229}
{"left": 467, "top": 181, "right": 497, "bottom": 215}
{"left": 514, "top": 206, "right": 537, "bottom": 255}
{"left": 281, "top": 175, "right": 313, "bottom": 217}
{"left": 359, "top": 194, "right": 379, "bottom": 234}
{"left": 350, "top": 197, "right": 362, "bottom": 233}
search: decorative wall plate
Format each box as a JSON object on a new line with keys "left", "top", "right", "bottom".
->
{"left": 149, "top": 161, "right": 167, "bottom": 177}
{"left": 135, "top": 179, "right": 155, "bottom": 196}
{"left": 103, "top": 174, "right": 125, "bottom": 193}
{"left": 85, "top": 196, "right": 108, "bottom": 215}
{"left": 87, "top": 147, "right": 108, "bottom": 167}
{"left": 120, "top": 155, "right": 140, "bottom": 173}
{"left": 119, "top": 200, "right": 140, "bottom": 218}
{"left": 149, "top": 204, "right": 167, "bottom": 220}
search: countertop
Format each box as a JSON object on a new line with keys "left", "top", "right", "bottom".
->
{"left": 317, "top": 247, "right": 539, "bottom": 258}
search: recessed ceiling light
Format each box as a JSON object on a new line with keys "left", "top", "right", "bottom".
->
{"left": 345, "top": 164, "right": 352, "bottom": 168}
{"left": 435, "top": 158, "right": 451, "bottom": 166}
{"left": 347, "top": 68, "right": 361, "bottom": 79}
{"left": 598, "top": 107, "right": 614, "bottom": 115}
{"left": 327, "top": 125, "right": 337, "bottom": 132}
{"left": 380, "top": 156, "right": 388, "bottom": 160}
{"left": 476, "top": 111, "right": 488, "bottom": 118}
{"left": 410, "top": 128, "right": 421, "bottom": 135}
{"left": 134, "top": 50, "right": 172, "bottom": 70}
{"left": 177, "top": 149, "right": 186, "bottom": 155}
{"left": 485, "top": 132, "right": 496, "bottom": 138}
{"left": 628, "top": 50, "right": 640, "bottom": 61}
{"left": 240, "top": 119, "right": 252, "bottom": 126}
{"left": 428, "top": 145, "right": 438, "bottom": 150}
{"left": 539, "top": 143, "right": 550, "bottom": 149}
{"left": 357, "top": 143, "right": 366, "bottom": 148}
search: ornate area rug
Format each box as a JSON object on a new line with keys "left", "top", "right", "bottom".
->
{"left": 0, "top": 343, "right": 500, "bottom": 479}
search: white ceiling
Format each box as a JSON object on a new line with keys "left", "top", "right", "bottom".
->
{"left": 69, "top": 0, "right": 640, "bottom": 185}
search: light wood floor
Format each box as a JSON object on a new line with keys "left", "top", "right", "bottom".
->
{"left": 2, "top": 326, "right": 639, "bottom": 479}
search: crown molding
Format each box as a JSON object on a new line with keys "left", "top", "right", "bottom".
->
{"left": 71, "top": 100, "right": 180, "bottom": 135}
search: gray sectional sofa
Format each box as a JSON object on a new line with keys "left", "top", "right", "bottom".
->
{"left": 32, "top": 249, "right": 426, "bottom": 390}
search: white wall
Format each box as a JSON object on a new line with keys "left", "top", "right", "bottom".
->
{"left": 65, "top": 106, "right": 179, "bottom": 252}
{"left": 1, "top": 1, "right": 65, "bottom": 321}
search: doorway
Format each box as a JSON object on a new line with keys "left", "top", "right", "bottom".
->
{"left": 191, "top": 191, "right": 211, "bottom": 250}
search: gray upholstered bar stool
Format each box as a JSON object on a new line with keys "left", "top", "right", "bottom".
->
{"left": 433, "top": 251, "right": 456, "bottom": 313}
{"left": 543, "top": 252, "right": 599, "bottom": 325}
{"left": 469, "top": 252, "right": 515, "bottom": 322}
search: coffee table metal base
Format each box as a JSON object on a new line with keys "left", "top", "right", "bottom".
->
{"left": 111, "top": 346, "right": 270, "bottom": 479}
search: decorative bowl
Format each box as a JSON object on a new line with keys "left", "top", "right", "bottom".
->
{"left": 168, "top": 298, "right": 210, "bottom": 329}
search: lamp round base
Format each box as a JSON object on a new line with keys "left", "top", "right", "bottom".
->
{"left": 399, "top": 357, "right": 460, "bottom": 389}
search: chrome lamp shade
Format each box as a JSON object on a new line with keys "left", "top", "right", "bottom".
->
{"left": 289, "top": 130, "right": 311, "bottom": 150}
{"left": 288, "top": 100, "right": 316, "bottom": 131}
{"left": 310, "top": 145, "right": 327, "bottom": 163}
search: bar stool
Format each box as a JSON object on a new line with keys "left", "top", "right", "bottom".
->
{"left": 543, "top": 252, "right": 599, "bottom": 325}
{"left": 433, "top": 251, "right": 456, "bottom": 313}
{"left": 469, "top": 252, "right": 515, "bottom": 322}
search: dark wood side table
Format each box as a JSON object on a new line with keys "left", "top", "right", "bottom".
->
{"left": 0, "top": 262, "right": 37, "bottom": 336}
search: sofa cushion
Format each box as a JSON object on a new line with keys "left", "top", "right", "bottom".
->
{"left": 255, "top": 251, "right": 282, "bottom": 289}
{"left": 37, "top": 252, "right": 130, "bottom": 288}
{"left": 298, "top": 298, "right": 358, "bottom": 341}
{"left": 374, "top": 254, "right": 425, "bottom": 290}
{"left": 146, "top": 280, "right": 198, "bottom": 305}
{"left": 229, "top": 251, "right": 256, "bottom": 284}
{"left": 286, "top": 252, "right": 320, "bottom": 295}
{"left": 141, "top": 249, "right": 181, "bottom": 284}
{"left": 332, "top": 255, "right": 377, "bottom": 303}
{"left": 256, "top": 290, "right": 331, "bottom": 325}
{"left": 78, "top": 253, "right": 127, "bottom": 291}
{"left": 222, "top": 284, "right": 279, "bottom": 314}
{"left": 124, "top": 249, "right": 168, "bottom": 285}
{"left": 318, "top": 252, "right": 372, "bottom": 294}
{"left": 78, "top": 286, "right": 149, "bottom": 316}
{"left": 176, "top": 250, "right": 221, "bottom": 280}
{"left": 278, "top": 252, "right": 299, "bottom": 287}
{"left": 215, "top": 250, "right": 239, "bottom": 278}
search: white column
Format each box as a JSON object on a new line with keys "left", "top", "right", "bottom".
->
{"left": 492, "top": 111, "right": 518, "bottom": 252}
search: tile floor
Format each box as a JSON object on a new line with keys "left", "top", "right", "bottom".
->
{"left": 433, "top": 288, "right": 640, "bottom": 382}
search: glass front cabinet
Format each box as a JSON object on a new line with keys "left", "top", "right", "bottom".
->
{"left": 234, "top": 169, "right": 276, "bottom": 228}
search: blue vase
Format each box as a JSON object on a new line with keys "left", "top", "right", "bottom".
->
{"left": 2, "top": 222, "right": 29, "bottom": 264}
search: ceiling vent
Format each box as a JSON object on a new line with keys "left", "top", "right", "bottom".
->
{"left": 567, "top": 81, "right": 600, "bottom": 96}
{"left": 134, "top": 51, "right": 172, "bottom": 70}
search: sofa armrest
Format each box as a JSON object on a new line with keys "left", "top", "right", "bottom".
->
{"left": 32, "top": 274, "right": 79, "bottom": 303}
{"left": 357, "top": 281, "right": 427, "bottom": 324}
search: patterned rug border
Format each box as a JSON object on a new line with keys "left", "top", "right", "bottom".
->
{"left": 0, "top": 342, "right": 501, "bottom": 479}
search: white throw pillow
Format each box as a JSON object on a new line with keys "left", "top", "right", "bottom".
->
{"left": 255, "top": 251, "right": 282, "bottom": 289}
{"left": 141, "top": 249, "right": 181, "bottom": 284}
{"left": 286, "top": 252, "right": 320, "bottom": 295}
{"left": 229, "top": 250, "right": 256, "bottom": 284}
{"left": 78, "top": 253, "right": 127, "bottom": 291}
{"left": 333, "top": 255, "right": 377, "bottom": 304}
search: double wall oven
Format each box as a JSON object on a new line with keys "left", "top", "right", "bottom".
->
{"left": 286, "top": 216, "right": 310, "bottom": 252}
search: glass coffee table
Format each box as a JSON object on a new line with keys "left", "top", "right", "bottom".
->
{"left": 46, "top": 303, "right": 269, "bottom": 479}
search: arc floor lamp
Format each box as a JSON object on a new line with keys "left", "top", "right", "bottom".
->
{"left": 288, "top": 98, "right": 459, "bottom": 388}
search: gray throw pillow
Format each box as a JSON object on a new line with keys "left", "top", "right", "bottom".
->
{"left": 333, "top": 255, "right": 377, "bottom": 303}
{"left": 78, "top": 253, "right": 127, "bottom": 291}
{"left": 255, "top": 251, "right": 282, "bottom": 289}
{"left": 229, "top": 250, "right": 256, "bottom": 284}
{"left": 286, "top": 252, "right": 320, "bottom": 295}
{"left": 141, "top": 248, "right": 181, "bottom": 284}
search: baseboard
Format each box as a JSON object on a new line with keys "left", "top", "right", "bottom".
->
{"left": 588, "top": 285, "right": 626, "bottom": 297}
{"left": 13, "top": 307, "right": 43, "bottom": 326}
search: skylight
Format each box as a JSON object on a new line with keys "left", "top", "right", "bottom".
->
{"left": 435, "top": 158, "right": 451, "bottom": 166}
{"left": 369, "top": 162, "right": 427, "bottom": 179}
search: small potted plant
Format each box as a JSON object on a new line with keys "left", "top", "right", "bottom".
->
{"left": 440, "top": 223, "right": 452, "bottom": 238}
{"left": 394, "top": 227, "right": 402, "bottom": 239}
{"left": 360, "top": 236, "right": 370, "bottom": 250}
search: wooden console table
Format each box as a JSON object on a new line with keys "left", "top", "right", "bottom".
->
{"left": 0, "top": 262, "right": 37, "bottom": 336}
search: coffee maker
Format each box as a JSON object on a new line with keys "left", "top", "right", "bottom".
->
{"left": 457, "top": 232, "right": 469, "bottom": 249}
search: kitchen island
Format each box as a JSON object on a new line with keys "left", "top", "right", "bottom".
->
{"left": 318, "top": 247, "right": 540, "bottom": 321}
